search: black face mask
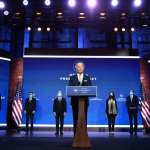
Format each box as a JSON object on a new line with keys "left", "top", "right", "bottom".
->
{"left": 109, "top": 95, "right": 113, "bottom": 99}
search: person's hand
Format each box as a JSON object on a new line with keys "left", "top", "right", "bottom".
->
{"left": 64, "top": 112, "right": 67, "bottom": 116}
{"left": 32, "top": 111, "right": 35, "bottom": 114}
{"left": 129, "top": 107, "right": 136, "bottom": 110}
{"left": 53, "top": 112, "right": 56, "bottom": 116}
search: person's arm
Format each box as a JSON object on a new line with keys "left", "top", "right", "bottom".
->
{"left": 136, "top": 96, "right": 139, "bottom": 108}
{"left": 53, "top": 99, "right": 56, "bottom": 112}
{"left": 64, "top": 99, "right": 67, "bottom": 114}
{"left": 32, "top": 98, "right": 36, "bottom": 114}
{"left": 68, "top": 76, "right": 73, "bottom": 86}
{"left": 126, "top": 97, "right": 129, "bottom": 109}
{"left": 115, "top": 100, "right": 118, "bottom": 114}
{"left": 24, "top": 99, "right": 27, "bottom": 113}
{"left": 88, "top": 76, "right": 92, "bottom": 86}
{"left": 105, "top": 99, "right": 108, "bottom": 115}
{"left": 53, "top": 99, "right": 57, "bottom": 116}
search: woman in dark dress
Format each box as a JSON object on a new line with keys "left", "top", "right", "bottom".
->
{"left": 106, "top": 91, "right": 118, "bottom": 133}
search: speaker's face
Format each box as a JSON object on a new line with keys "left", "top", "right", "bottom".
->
{"left": 75, "top": 63, "right": 85, "bottom": 74}
{"left": 29, "top": 93, "right": 33, "bottom": 99}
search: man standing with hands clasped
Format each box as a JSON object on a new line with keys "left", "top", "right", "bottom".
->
{"left": 24, "top": 92, "right": 36, "bottom": 133}
{"left": 126, "top": 90, "right": 139, "bottom": 135}
{"left": 53, "top": 90, "right": 67, "bottom": 136}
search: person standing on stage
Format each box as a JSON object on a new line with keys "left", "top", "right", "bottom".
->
{"left": 106, "top": 91, "right": 118, "bottom": 133}
{"left": 53, "top": 90, "right": 67, "bottom": 136}
{"left": 68, "top": 61, "right": 92, "bottom": 136}
{"left": 126, "top": 90, "right": 139, "bottom": 135}
{"left": 24, "top": 92, "right": 36, "bottom": 133}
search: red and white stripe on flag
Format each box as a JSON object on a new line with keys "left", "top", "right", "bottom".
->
{"left": 141, "top": 101, "right": 150, "bottom": 128}
{"left": 12, "top": 98, "right": 22, "bottom": 126}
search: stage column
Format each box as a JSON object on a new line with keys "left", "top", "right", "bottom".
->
{"left": 140, "top": 58, "right": 150, "bottom": 133}
{"left": 6, "top": 58, "right": 24, "bottom": 130}
{"left": 7, "top": 25, "right": 24, "bottom": 130}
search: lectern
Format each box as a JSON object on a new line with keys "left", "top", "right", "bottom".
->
{"left": 66, "top": 86, "right": 97, "bottom": 148}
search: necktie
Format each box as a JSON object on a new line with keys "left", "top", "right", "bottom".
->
{"left": 78, "top": 74, "right": 82, "bottom": 85}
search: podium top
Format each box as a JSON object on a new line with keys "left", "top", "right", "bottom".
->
{"left": 66, "top": 86, "right": 97, "bottom": 97}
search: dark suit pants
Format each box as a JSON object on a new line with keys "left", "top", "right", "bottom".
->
{"left": 26, "top": 114, "right": 34, "bottom": 132}
{"left": 107, "top": 114, "right": 116, "bottom": 132}
{"left": 55, "top": 113, "right": 64, "bottom": 134}
{"left": 128, "top": 112, "right": 138, "bottom": 134}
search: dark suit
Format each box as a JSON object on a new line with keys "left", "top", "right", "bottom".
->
{"left": 126, "top": 95, "right": 139, "bottom": 134}
{"left": 68, "top": 74, "right": 92, "bottom": 135}
{"left": 24, "top": 98, "right": 36, "bottom": 132}
{"left": 53, "top": 98, "right": 67, "bottom": 134}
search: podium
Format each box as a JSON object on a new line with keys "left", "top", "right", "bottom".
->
{"left": 66, "top": 86, "right": 97, "bottom": 148}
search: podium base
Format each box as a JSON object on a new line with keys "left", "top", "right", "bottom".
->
{"left": 72, "top": 137, "right": 91, "bottom": 148}
{"left": 72, "top": 98, "right": 92, "bottom": 148}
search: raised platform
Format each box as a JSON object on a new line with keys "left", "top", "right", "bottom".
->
{"left": 0, "top": 131, "right": 150, "bottom": 150}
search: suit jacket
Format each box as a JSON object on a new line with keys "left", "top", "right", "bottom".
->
{"left": 53, "top": 98, "right": 67, "bottom": 114}
{"left": 126, "top": 95, "right": 139, "bottom": 113}
{"left": 24, "top": 98, "right": 36, "bottom": 115}
{"left": 68, "top": 74, "right": 92, "bottom": 106}
{"left": 105, "top": 98, "right": 118, "bottom": 115}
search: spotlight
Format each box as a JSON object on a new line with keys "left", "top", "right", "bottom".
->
{"left": 79, "top": 13, "right": 86, "bottom": 19}
{"left": 100, "top": 12, "right": 106, "bottom": 16}
{"left": 142, "top": 24, "right": 148, "bottom": 27}
{"left": 57, "top": 12, "right": 63, "bottom": 15}
{"left": 121, "top": 13, "right": 126, "bottom": 16}
{"left": 3, "top": 10, "right": 9, "bottom": 16}
{"left": 15, "top": 12, "right": 21, "bottom": 16}
{"left": 122, "top": 28, "right": 126, "bottom": 32}
{"left": 131, "top": 27, "right": 135, "bottom": 32}
{"left": 36, "top": 12, "right": 42, "bottom": 16}
{"left": 23, "top": 0, "right": 29, "bottom": 6}
{"left": 68, "top": 0, "right": 76, "bottom": 7}
{"left": 47, "top": 27, "right": 51, "bottom": 31}
{"left": 111, "top": 0, "right": 119, "bottom": 7}
{"left": 37, "top": 27, "right": 42, "bottom": 31}
{"left": 45, "top": 0, "right": 51, "bottom": 6}
{"left": 0, "top": 1, "right": 5, "bottom": 9}
{"left": 114, "top": 27, "right": 118, "bottom": 32}
{"left": 133, "top": 0, "right": 142, "bottom": 7}
{"left": 27, "top": 27, "right": 31, "bottom": 31}
{"left": 87, "top": 0, "right": 97, "bottom": 8}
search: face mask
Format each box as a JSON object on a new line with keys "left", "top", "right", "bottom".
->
{"left": 130, "top": 92, "right": 134, "bottom": 95}
{"left": 29, "top": 95, "right": 32, "bottom": 100}
{"left": 110, "top": 93, "right": 113, "bottom": 96}
{"left": 58, "top": 96, "right": 62, "bottom": 101}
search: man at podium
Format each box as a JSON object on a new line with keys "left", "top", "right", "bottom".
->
{"left": 68, "top": 61, "right": 92, "bottom": 136}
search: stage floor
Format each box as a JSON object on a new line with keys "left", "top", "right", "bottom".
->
{"left": 0, "top": 131, "right": 150, "bottom": 150}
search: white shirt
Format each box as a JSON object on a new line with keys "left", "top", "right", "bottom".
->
{"left": 77, "top": 73, "right": 84, "bottom": 84}
{"left": 130, "top": 94, "right": 133, "bottom": 102}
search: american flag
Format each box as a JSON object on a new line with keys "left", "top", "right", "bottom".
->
{"left": 12, "top": 84, "right": 23, "bottom": 127}
{"left": 140, "top": 82, "right": 150, "bottom": 128}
